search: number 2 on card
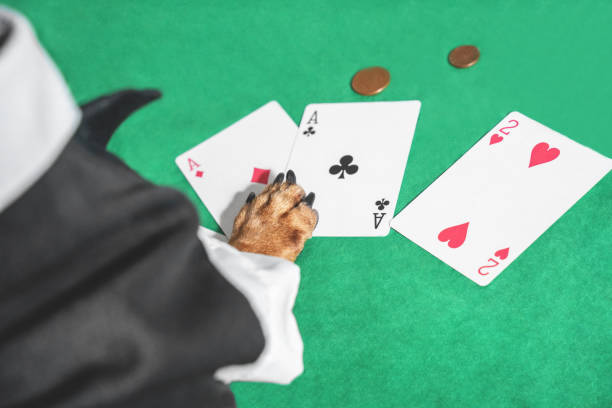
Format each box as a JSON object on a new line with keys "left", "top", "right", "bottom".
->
{"left": 498, "top": 119, "right": 519, "bottom": 135}
{"left": 477, "top": 258, "right": 499, "bottom": 275}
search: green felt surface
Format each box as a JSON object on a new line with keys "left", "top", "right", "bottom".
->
{"left": 8, "top": 1, "right": 612, "bottom": 406}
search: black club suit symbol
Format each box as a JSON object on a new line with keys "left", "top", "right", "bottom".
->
{"left": 329, "top": 155, "right": 359, "bottom": 179}
{"left": 376, "top": 198, "right": 390, "bottom": 210}
{"left": 303, "top": 126, "right": 316, "bottom": 136}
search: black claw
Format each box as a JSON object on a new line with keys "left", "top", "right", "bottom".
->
{"left": 286, "top": 170, "right": 296, "bottom": 184}
{"left": 246, "top": 192, "right": 256, "bottom": 203}
{"left": 303, "top": 192, "right": 315, "bottom": 207}
{"left": 273, "top": 172, "right": 285, "bottom": 184}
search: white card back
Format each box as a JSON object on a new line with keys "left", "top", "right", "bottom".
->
{"left": 176, "top": 101, "right": 296, "bottom": 236}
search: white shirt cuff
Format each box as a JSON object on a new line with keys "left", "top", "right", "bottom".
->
{"left": 197, "top": 227, "right": 304, "bottom": 385}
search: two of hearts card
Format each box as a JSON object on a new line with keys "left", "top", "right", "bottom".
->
{"left": 177, "top": 104, "right": 610, "bottom": 286}
{"left": 391, "top": 112, "right": 611, "bottom": 286}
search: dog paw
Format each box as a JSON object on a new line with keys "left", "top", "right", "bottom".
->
{"left": 229, "top": 170, "right": 318, "bottom": 262}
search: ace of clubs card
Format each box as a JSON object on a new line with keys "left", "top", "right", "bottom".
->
{"left": 285, "top": 101, "right": 421, "bottom": 237}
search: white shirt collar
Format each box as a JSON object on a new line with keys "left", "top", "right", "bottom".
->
{"left": 0, "top": 7, "right": 81, "bottom": 213}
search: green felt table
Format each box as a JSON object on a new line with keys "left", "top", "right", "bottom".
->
{"left": 8, "top": 1, "right": 611, "bottom": 406}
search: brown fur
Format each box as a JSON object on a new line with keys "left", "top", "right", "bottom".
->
{"left": 229, "top": 181, "right": 317, "bottom": 262}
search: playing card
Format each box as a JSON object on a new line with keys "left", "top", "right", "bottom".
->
{"left": 391, "top": 112, "right": 611, "bottom": 286}
{"left": 176, "top": 101, "right": 296, "bottom": 236}
{"left": 285, "top": 101, "right": 421, "bottom": 236}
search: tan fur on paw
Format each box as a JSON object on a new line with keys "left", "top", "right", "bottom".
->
{"left": 229, "top": 171, "right": 317, "bottom": 262}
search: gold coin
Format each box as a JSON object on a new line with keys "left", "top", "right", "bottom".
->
{"left": 448, "top": 45, "right": 480, "bottom": 68}
{"left": 351, "top": 66, "right": 391, "bottom": 96}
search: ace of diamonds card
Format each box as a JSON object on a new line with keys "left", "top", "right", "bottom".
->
{"left": 391, "top": 112, "right": 611, "bottom": 286}
{"left": 175, "top": 101, "right": 296, "bottom": 236}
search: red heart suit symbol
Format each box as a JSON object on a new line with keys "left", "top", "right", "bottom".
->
{"left": 494, "top": 247, "right": 509, "bottom": 260}
{"left": 489, "top": 134, "right": 503, "bottom": 145}
{"left": 529, "top": 142, "right": 560, "bottom": 168}
{"left": 438, "top": 222, "right": 469, "bottom": 249}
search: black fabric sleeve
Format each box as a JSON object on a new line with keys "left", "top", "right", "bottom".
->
{"left": 0, "top": 129, "right": 264, "bottom": 407}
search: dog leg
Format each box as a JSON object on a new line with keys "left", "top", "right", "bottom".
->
{"left": 229, "top": 170, "right": 318, "bottom": 262}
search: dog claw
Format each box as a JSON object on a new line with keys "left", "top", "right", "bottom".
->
{"left": 231, "top": 185, "right": 316, "bottom": 261}
{"left": 273, "top": 172, "right": 285, "bottom": 184}
{"left": 303, "top": 192, "right": 315, "bottom": 207}
{"left": 286, "top": 170, "right": 296, "bottom": 184}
